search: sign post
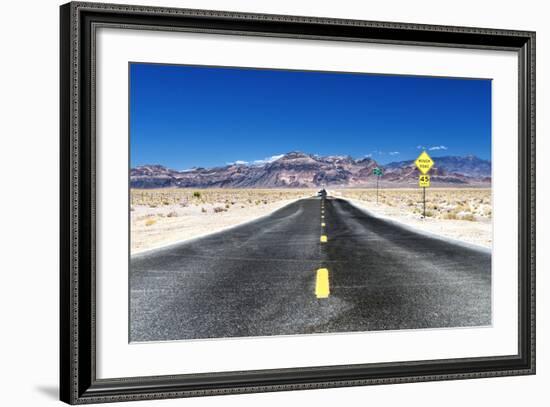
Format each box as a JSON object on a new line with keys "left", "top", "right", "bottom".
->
{"left": 415, "top": 151, "right": 434, "bottom": 218}
{"left": 373, "top": 167, "right": 383, "bottom": 204}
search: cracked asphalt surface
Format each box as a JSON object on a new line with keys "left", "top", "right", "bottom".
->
{"left": 130, "top": 196, "right": 491, "bottom": 342}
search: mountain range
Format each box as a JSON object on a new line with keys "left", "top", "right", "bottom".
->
{"left": 130, "top": 152, "right": 491, "bottom": 189}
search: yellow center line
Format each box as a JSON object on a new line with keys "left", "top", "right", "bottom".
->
{"left": 315, "top": 268, "right": 330, "bottom": 298}
{"left": 320, "top": 235, "right": 328, "bottom": 243}
{"left": 321, "top": 222, "right": 326, "bottom": 227}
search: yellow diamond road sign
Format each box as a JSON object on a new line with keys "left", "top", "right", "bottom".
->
{"left": 415, "top": 151, "right": 434, "bottom": 174}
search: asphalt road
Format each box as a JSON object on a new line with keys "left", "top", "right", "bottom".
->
{"left": 130, "top": 196, "right": 491, "bottom": 342}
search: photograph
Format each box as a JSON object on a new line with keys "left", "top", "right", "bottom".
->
{"left": 129, "top": 63, "right": 493, "bottom": 342}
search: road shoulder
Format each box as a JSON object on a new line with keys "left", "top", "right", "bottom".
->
{"left": 131, "top": 197, "right": 308, "bottom": 256}
{"left": 340, "top": 197, "right": 492, "bottom": 253}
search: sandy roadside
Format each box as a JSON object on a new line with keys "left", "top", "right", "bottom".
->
{"left": 339, "top": 196, "right": 492, "bottom": 249}
{"left": 131, "top": 197, "right": 307, "bottom": 255}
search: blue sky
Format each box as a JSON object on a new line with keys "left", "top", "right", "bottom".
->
{"left": 130, "top": 63, "right": 491, "bottom": 169}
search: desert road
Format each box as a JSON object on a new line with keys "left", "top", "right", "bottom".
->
{"left": 130, "top": 196, "right": 491, "bottom": 342}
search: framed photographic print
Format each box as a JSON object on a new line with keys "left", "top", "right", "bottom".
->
{"left": 60, "top": 1, "right": 536, "bottom": 404}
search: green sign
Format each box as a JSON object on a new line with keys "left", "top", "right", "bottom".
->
{"left": 373, "top": 167, "right": 383, "bottom": 176}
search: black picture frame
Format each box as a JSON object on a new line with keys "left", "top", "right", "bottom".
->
{"left": 60, "top": 2, "right": 536, "bottom": 404}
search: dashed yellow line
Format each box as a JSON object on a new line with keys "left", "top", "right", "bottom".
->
{"left": 315, "top": 268, "right": 330, "bottom": 298}
{"left": 316, "top": 201, "right": 330, "bottom": 298}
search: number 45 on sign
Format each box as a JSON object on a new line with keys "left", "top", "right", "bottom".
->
{"left": 419, "top": 174, "right": 430, "bottom": 188}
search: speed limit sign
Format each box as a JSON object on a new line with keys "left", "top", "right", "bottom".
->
{"left": 419, "top": 175, "right": 430, "bottom": 188}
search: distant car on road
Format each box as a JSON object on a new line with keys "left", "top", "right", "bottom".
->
{"left": 318, "top": 189, "right": 327, "bottom": 197}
